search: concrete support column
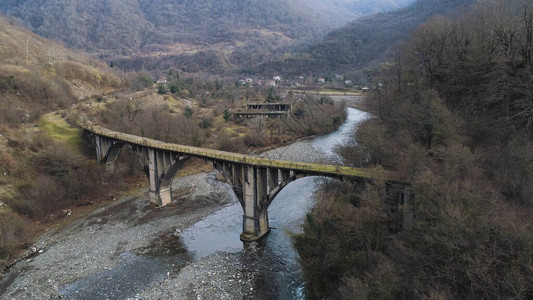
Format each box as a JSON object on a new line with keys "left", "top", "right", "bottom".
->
{"left": 159, "top": 149, "right": 173, "bottom": 206}
{"left": 256, "top": 167, "right": 269, "bottom": 238}
{"left": 147, "top": 149, "right": 187, "bottom": 206}
{"left": 280, "top": 169, "right": 290, "bottom": 184}
{"left": 267, "top": 168, "right": 279, "bottom": 190}
{"left": 240, "top": 166, "right": 271, "bottom": 242}
{"left": 158, "top": 185, "right": 172, "bottom": 207}
{"left": 95, "top": 136, "right": 113, "bottom": 163}
{"left": 242, "top": 166, "right": 255, "bottom": 238}
{"left": 223, "top": 161, "right": 231, "bottom": 177}
{"left": 160, "top": 152, "right": 176, "bottom": 206}
{"left": 233, "top": 164, "right": 242, "bottom": 186}
{"left": 232, "top": 164, "right": 243, "bottom": 204}
{"left": 148, "top": 148, "right": 159, "bottom": 205}
{"left": 95, "top": 135, "right": 103, "bottom": 162}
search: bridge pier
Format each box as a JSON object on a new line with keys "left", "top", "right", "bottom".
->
{"left": 240, "top": 166, "right": 271, "bottom": 242}
{"left": 92, "top": 133, "right": 191, "bottom": 206}
{"left": 213, "top": 162, "right": 303, "bottom": 242}
{"left": 148, "top": 149, "right": 190, "bottom": 206}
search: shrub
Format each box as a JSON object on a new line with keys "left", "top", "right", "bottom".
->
{"left": 222, "top": 108, "right": 231, "bottom": 122}
{"left": 217, "top": 132, "right": 244, "bottom": 153}
{"left": 157, "top": 84, "right": 168, "bottom": 94}
{"left": 199, "top": 117, "right": 213, "bottom": 129}
{"left": 170, "top": 84, "right": 182, "bottom": 94}
{"left": 243, "top": 133, "right": 268, "bottom": 148}
{"left": 182, "top": 106, "right": 194, "bottom": 119}
{"left": 0, "top": 211, "right": 30, "bottom": 265}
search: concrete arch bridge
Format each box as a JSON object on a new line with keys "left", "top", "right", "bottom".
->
{"left": 83, "top": 125, "right": 403, "bottom": 241}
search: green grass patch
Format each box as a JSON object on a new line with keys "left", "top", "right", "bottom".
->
{"left": 224, "top": 126, "right": 246, "bottom": 137}
{"left": 39, "top": 113, "right": 82, "bottom": 152}
{"left": 163, "top": 95, "right": 182, "bottom": 107}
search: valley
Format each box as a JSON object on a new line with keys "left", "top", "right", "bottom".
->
{"left": 1, "top": 0, "right": 532, "bottom": 299}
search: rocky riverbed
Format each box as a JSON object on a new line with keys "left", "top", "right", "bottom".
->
{"left": 1, "top": 103, "right": 366, "bottom": 299}
{"left": 0, "top": 171, "right": 238, "bottom": 299}
{"left": 0, "top": 135, "right": 326, "bottom": 299}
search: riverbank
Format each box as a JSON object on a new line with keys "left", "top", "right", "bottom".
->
{"left": 0, "top": 120, "right": 335, "bottom": 299}
{"left": 0, "top": 134, "right": 326, "bottom": 299}
{"left": 0, "top": 171, "right": 234, "bottom": 299}
{"left": 1, "top": 99, "right": 366, "bottom": 299}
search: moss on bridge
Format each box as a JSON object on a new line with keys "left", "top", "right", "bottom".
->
{"left": 84, "top": 125, "right": 399, "bottom": 182}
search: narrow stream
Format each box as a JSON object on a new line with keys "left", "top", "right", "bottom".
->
{"left": 182, "top": 107, "right": 369, "bottom": 299}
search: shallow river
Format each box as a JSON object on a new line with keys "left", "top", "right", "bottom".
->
{"left": 0, "top": 105, "right": 369, "bottom": 299}
{"left": 180, "top": 107, "right": 369, "bottom": 299}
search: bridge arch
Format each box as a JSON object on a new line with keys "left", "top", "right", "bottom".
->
{"left": 103, "top": 141, "right": 126, "bottom": 165}
{"left": 155, "top": 155, "right": 191, "bottom": 206}
{"left": 84, "top": 125, "right": 401, "bottom": 241}
{"left": 211, "top": 160, "right": 348, "bottom": 241}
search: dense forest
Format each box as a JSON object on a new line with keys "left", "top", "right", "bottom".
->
{"left": 0, "top": 0, "right": 414, "bottom": 56}
{"left": 294, "top": 0, "right": 533, "bottom": 298}
{"left": 259, "top": 0, "right": 473, "bottom": 76}
{"left": 0, "top": 0, "right": 415, "bottom": 74}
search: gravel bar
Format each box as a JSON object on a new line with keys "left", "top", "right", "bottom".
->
{"left": 1, "top": 132, "right": 330, "bottom": 299}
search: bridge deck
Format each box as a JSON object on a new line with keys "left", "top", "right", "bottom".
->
{"left": 84, "top": 125, "right": 398, "bottom": 181}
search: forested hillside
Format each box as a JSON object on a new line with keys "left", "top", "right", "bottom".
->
{"left": 0, "top": 15, "right": 124, "bottom": 267}
{"left": 0, "top": 0, "right": 413, "bottom": 55}
{"left": 261, "top": 0, "right": 473, "bottom": 76}
{"left": 0, "top": 16, "right": 122, "bottom": 126}
{"left": 296, "top": 0, "right": 415, "bottom": 25}
{"left": 294, "top": 0, "right": 533, "bottom": 298}
{"left": 0, "top": 12, "right": 347, "bottom": 271}
{"left": 0, "top": 0, "right": 415, "bottom": 73}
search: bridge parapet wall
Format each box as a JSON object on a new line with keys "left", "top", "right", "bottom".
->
{"left": 83, "top": 125, "right": 405, "bottom": 241}
{"left": 85, "top": 125, "right": 397, "bottom": 181}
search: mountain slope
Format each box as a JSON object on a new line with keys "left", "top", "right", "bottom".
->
{"left": 260, "top": 0, "right": 473, "bottom": 76}
{"left": 0, "top": 14, "right": 123, "bottom": 126}
{"left": 0, "top": 0, "right": 415, "bottom": 65}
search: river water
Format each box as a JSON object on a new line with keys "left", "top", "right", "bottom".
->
{"left": 180, "top": 106, "right": 369, "bottom": 299}
{"left": 1, "top": 105, "right": 368, "bottom": 299}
